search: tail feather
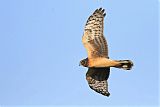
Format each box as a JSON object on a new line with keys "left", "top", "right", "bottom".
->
{"left": 115, "top": 60, "right": 133, "bottom": 70}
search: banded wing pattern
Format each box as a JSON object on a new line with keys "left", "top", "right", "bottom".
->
{"left": 83, "top": 8, "right": 108, "bottom": 58}
{"left": 86, "top": 67, "right": 110, "bottom": 96}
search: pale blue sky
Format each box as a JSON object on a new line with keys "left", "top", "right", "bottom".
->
{"left": 0, "top": 0, "right": 159, "bottom": 106}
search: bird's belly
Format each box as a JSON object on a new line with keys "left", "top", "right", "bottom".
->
{"left": 89, "top": 58, "right": 113, "bottom": 67}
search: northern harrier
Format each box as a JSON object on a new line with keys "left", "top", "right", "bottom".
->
{"left": 79, "top": 8, "right": 133, "bottom": 97}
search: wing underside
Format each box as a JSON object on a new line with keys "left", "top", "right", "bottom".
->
{"left": 82, "top": 8, "right": 109, "bottom": 58}
{"left": 86, "top": 67, "right": 110, "bottom": 96}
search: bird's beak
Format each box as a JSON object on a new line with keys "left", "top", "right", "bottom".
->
{"left": 79, "top": 62, "right": 81, "bottom": 66}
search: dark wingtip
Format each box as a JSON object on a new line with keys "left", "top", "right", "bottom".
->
{"left": 101, "top": 91, "right": 110, "bottom": 97}
{"left": 103, "top": 13, "right": 106, "bottom": 17}
{"left": 105, "top": 92, "right": 110, "bottom": 97}
{"left": 97, "top": 8, "right": 106, "bottom": 16}
{"left": 99, "top": 8, "right": 102, "bottom": 11}
{"left": 93, "top": 8, "right": 106, "bottom": 17}
{"left": 102, "top": 9, "right": 105, "bottom": 13}
{"left": 94, "top": 9, "right": 99, "bottom": 13}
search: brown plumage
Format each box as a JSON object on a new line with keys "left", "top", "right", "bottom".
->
{"left": 80, "top": 8, "right": 134, "bottom": 97}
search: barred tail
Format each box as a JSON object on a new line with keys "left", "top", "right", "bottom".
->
{"left": 115, "top": 60, "right": 133, "bottom": 70}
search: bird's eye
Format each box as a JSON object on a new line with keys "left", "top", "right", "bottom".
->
{"left": 81, "top": 61, "right": 83, "bottom": 64}
{"left": 82, "top": 61, "right": 85, "bottom": 64}
{"left": 81, "top": 60, "right": 85, "bottom": 65}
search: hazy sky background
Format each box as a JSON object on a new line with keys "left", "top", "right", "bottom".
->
{"left": 0, "top": 0, "right": 159, "bottom": 106}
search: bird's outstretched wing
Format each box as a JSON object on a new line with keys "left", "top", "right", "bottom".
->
{"left": 82, "top": 8, "right": 108, "bottom": 58}
{"left": 86, "top": 67, "right": 110, "bottom": 96}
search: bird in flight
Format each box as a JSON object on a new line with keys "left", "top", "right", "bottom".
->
{"left": 79, "top": 8, "right": 133, "bottom": 97}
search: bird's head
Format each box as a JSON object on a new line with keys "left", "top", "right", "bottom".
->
{"left": 79, "top": 58, "right": 88, "bottom": 67}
